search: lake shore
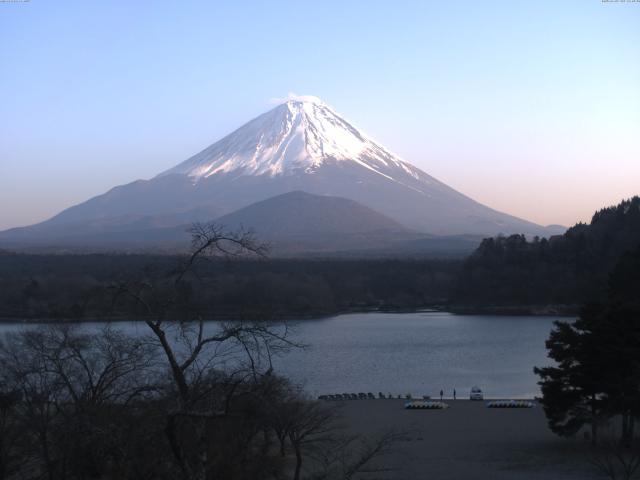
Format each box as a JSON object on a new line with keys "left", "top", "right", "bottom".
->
{"left": 336, "top": 399, "right": 597, "bottom": 479}
{"left": 0, "top": 304, "right": 578, "bottom": 324}
{"left": 446, "top": 304, "right": 580, "bottom": 316}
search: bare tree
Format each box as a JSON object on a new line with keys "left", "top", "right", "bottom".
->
{"left": 591, "top": 427, "right": 640, "bottom": 480}
{"left": 0, "top": 324, "right": 160, "bottom": 480}
{"left": 0, "top": 386, "right": 21, "bottom": 480}
{"left": 287, "top": 399, "right": 339, "bottom": 480}
{"left": 20, "top": 325, "right": 157, "bottom": 409}
{"left": 112, "top": 223, "right": 298, "bottom": 480}
{"left": 266, "top": 387, "right": 399, "bottom": 480}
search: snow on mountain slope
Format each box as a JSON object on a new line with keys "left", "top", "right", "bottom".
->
{"left": 159, "top": 95, "right": 428, "bottom": 191}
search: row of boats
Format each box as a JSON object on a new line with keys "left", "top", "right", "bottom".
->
{"left": 404, "top": 399, "right": 536, "bottom": 409}
{"left": 318, "top": 392, "right": 380, "bottom": 400}
{"left": 319, "top": 387, "right": 485, "bottom": 401}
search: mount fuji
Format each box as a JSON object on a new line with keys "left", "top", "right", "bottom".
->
{"left": 0, "top": 95, "right": 563, "bottom": 253}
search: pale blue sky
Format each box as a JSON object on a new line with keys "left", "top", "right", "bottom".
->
{"left": 1, "top": 0, "right": 639, "bottom": 229}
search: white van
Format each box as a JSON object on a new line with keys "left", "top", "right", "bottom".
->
{"left": 470, "top": 386, "right": 484, "bottom": 400}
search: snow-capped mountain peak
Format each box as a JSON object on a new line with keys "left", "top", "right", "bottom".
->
{"left": 159, "top": 96, "right": 421, "bottom": 183}
{"left": 3, "top": 95, "right": 555, "bottom": 240}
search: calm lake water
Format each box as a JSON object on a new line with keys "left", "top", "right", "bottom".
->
{"left": 0, "top": 312, "right": 564, "bottom": 398}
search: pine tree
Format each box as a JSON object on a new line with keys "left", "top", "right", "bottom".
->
{"left": 535, "top": 245, "right": 640, "bottom": 445}
{"left": 534, "top": 304, "right": 607, "bottom": 442}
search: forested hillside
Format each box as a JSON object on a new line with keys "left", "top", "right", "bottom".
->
{"left": 454, "top": 197, "right": 640, "bottom": 308}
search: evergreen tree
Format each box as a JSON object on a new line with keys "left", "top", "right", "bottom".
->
{"left": 535, "top": 245, "right": 640, "bottom": 445}
{"left": 534, "top": 304, "right": 607, "bottom": 442}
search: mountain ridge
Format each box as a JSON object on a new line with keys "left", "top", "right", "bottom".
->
{"left": 0, "top": 191, "right": 482, "bottom": 256}
{"left": 0, "top": 96, "right": 565, "bottom": 250}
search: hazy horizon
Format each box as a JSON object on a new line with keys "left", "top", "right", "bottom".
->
{"left": 1, "top": 0, "right": 639, "bottom": 231}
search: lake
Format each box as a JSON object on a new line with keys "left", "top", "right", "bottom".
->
{"left": 276, "top": 311, "right": 561, "bottom": 399}
{"left": 0, "top": 311, "right": 564, "bottom": 399}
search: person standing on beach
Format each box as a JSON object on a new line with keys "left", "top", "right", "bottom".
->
{"left": 453, "top": 388, "right": 456, "bottom": 400}
{"left": 440, "top": 389, "right": 443, "bottom": 400}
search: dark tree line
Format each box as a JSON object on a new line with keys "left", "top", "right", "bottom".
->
{"left": 0, "top": 253, "right": 459, "bottom": 321}
{"left": 455, "top": 196, "right": 640, "bottom": 308}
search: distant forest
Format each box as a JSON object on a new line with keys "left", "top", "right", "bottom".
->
{"left": 0, "top": 196, "right": 638, "bottom": 321}
{"left": 0, "top": 255, "right": 459, "bottom": 321}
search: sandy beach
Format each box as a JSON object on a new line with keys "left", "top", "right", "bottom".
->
{"left": 337, "top": 399, "right": 599, "bottom": 479}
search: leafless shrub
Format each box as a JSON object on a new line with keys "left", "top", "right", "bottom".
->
{"left": 590, "top": 426, "right": 640, "bottom": 480}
